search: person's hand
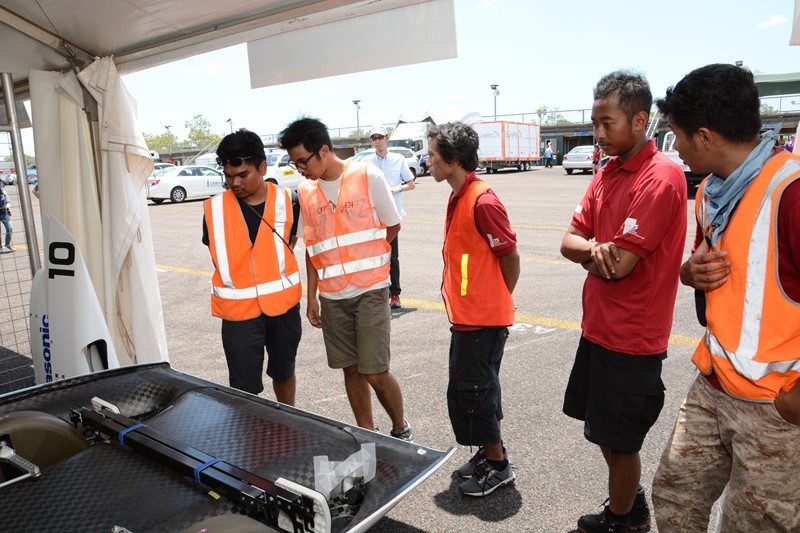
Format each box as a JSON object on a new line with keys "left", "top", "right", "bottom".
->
{"left": 306, "top": 297, "right": 322, "bottom": 328}
{"left": 590, "top": 242, "right": 620, "bottom": 279}
{"left": 774, "top": 380, "right": 800, "bottom": 427}
{"left": 391, "top": 186, "right": 402, "bottom": 194}
{"left": 680, "top": 239, "right": 731, "bottom": 290}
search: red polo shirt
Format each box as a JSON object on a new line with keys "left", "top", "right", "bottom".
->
{"left": 571, "top": 140, "right": 687, "bottom": 355}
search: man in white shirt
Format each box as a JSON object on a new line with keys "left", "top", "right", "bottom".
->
{"left": 365, "top": 126, "right": 416, "bottom": 309}
{"left": 279, "top": 117, "right": 412, "bottom": 441}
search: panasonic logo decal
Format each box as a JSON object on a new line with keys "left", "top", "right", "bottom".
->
{"left": 40, "top": 314, "right": 53, "bottom": 382}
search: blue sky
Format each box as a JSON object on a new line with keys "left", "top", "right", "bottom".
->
{"left": 5, "top": 0, "right": 800, "bottom": 155}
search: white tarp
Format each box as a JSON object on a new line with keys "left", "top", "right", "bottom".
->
{"left": 792, "top": 0, "right": 800, "bottom": 45}
{"left": 248, "top": 0, "right": 456, "bottom": 88}
{"left": 30, "top": 57, "right": 168, "bottom": 368}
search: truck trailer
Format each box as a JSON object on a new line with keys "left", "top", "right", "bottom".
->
{"left": 475, "top": 121, "right": 541, "bottom": 173}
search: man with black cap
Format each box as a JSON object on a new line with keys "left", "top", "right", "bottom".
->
{"left": 365, "top": 125, "right": 416, "bottom": 309}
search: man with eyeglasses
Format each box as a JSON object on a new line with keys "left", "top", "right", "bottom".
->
{"left": 201, "top": 130, "right": 303, "bottom": 404}
{"left": 364, "top": 126, "right": 416, "bottom": 310}
{"left": 278, "top": 117, "right": 413, "bottom": 441}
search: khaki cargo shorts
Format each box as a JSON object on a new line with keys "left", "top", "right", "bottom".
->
{"left": 320, "top": 287, "right": 391, "bottom": 374}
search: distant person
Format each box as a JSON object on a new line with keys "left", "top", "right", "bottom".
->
{"left": 365, "top": 125, "right": 416, "bottom": 310}
{"left": 0, "top": 182, "right": 13, "bottom": 253}
{"left": 785, "top": 136, "right": 795, "bottom": 153}
{"left": 201, "top": 129, "right": 303, "bottom": 403}
{"left": 428, "top": 121, "right": 520, "bottom": 496}
{"left": 560, "top": 70, "right": 687, "bottom": 533}
{"left": 651, "top": 64, "right": 800, "bottom": 532}
{"left": 592, "top": 143, "right": 602, "bottom": 174}
{"left": 279, "top": 117, "right": 413, "bottom": 441}
{"left": 544, "top": 140, "right": 554, "bottom": 168}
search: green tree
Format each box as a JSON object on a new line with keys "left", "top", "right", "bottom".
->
{"left": 185, "top": 115, "right": 222, "bottom": 151}
{"left": 1, "top": 154, "right": 35, "bottom": 165}
{"left": 143, "top": 132, "right": 178, "bottom": 155}
{"left": 535, "top": 105, "right": 548, "bottom": 125}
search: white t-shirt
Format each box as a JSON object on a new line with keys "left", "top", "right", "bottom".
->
{"left": 297, "top": 164, "right": 401, "bottom": 300}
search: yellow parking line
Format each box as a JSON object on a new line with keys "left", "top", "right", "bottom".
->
{"left": 156, "top": 264, "right": 700, "bottom": 348}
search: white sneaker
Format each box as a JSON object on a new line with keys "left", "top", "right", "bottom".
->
{"left": 0, "top": 246, "right": 11, "bottom": 254}
{"left": 5, "top": 245, "right": 14, "bottom": 252}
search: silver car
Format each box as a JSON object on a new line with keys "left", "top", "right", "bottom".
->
{"left": 562, "top": 145, "right": 595, "bottom": 175}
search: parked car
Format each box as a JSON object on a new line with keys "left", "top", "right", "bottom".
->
{"left": 352, "top": 147, "right": 421, "bottom": 177}
{"left": 154, "top": 162, "right": 176, "bottom": 171}
{"left": 146, "top": 165, "right": 224, "bottom": 203}
{"left": 562, "top": 145, "right": 595, "bottom": 174}
{"left": 419, "top": 153, "right": 430, "bottom": 175}
{"left": 1, "top": 174, "right": 17, "bottom": 186}
{"left": 265, "top": 150, "right": 303, "bottom": 190}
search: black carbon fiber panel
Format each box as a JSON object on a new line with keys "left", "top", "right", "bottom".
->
{"left": 0, "top": 365, "right": 449, "bottom": 532}
{"left": 0, "top": 443, "right": 236, "bottom": 532}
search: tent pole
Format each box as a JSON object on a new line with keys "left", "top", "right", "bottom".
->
{"left": 1, "top": 72, "right": 41, "bottom": 274}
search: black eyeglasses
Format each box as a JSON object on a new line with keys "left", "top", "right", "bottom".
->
{"left": 370, "top": 135, "right": 386, "bottom": 141}
{"left": 216, "top": 155, "right": 253, "bottom": 167}
{"left": 288, "top": 151, "right": 319, "bottom": 170}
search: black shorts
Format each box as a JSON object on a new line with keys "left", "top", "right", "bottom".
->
{"left": 220, "top": 304, "right": 302, "bottom": 394}
{"left": 447, "top": 327, "right": 508, "bottom": 447}
{"left": 563, "top": 337, "right": 665, "bottom": 453}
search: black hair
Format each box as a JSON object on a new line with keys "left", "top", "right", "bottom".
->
{"left": 277, "top": 117, "right": 333, "bottom": 153}
{"left": 427, "top": 122, "right": 480, "bottom": 171}
{"left": 216, "top": 129, "right": 266, "bottom": 166}
{"left": 656, "top": 64, "right": 761, "bottom": 143}
{"left": 593, "top": 70, "right": 652, "bottom": 120}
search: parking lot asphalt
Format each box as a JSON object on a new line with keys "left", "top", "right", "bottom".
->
{"left": 150, "top": 165, "right": 712, "bottom": 532}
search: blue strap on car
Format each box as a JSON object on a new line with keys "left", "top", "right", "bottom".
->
{"left": 117, "top": 422, "right": 144, "bottom": 446}
{"left": 193, "top": 458, "right": 221, "bottom": 483}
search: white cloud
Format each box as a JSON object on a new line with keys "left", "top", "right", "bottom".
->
{"left": 757, "top": 15, "right": 787, "bottom": 29}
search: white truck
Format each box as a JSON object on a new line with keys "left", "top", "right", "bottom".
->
{"left": 387, "top": 121, "right": 431, "bottom": 158}
{"left": 474, "top": 121, "right": 541, "bottom": 173}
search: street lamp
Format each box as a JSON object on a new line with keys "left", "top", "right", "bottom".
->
{"left": 225, "top": 118, "right": 233, "bottom": 133}
{"left": 490, "top": 84, "right": 500, "bottom": 120}
{"left": 353, "top": 99, "right": 361, "bottom": 138}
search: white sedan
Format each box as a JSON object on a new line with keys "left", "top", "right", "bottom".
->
{"left": 147, "top": 165, "right": 224, "bottom": 204}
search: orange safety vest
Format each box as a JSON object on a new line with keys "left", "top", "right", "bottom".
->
{"left": 298, "top": 162, "right": 390, "bottom": 294}
{"left": 442, "top": 180, "right": 515, "bottom": 326}
{"left": 693, "top": 151, "right": 800, "bottom": 400}
{"left": 204, "top": 185, "right": 301, "bottom": 320}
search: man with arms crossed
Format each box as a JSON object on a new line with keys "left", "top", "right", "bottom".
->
{"left": 278, "top": 117, "right": 412, "bottom": 440}
{"left": 202, "top": 130, "right": 302, "bottom": 403}
{"left": 365, "top": 125, "right": 415, "bottom": 309}
{"left": 560, "top": 71, "right": 686, "bottom": 532}
{"left": 651, "top": 63, "right": 800, "bottom": 532}
{"left": 429, "top": 121, "right": 520, "bottom": 496}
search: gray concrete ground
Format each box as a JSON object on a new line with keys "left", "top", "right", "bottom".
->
{"left": 151, "top": 165, "right": 712, "bottom": 532}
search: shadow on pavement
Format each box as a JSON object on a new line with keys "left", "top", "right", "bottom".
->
{"left": 432, "top": 471, "right": 522, "bottom": 522}
{"left": 369, "top": 517, "right": 428, "bottom": 532}
{"left": 390, "top": 307, "right": 416, "bottom": 319}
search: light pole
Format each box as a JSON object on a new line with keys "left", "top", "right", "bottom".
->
{"left": 490, "top": 84, "right": 500, "bottom": 120}
{"left": 352, "top": 99, "right": 361, "bottom": 139}
{"left": 225, "top": 118, "right": 233, "bottom": 133}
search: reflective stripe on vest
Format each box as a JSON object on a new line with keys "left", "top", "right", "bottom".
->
{"left": 210, "top": 193, "right": 233, "bottom": 288}
{"left": 701, "top": 157, "right": 800, "bottom": 382}
{"left": 212, "top": 271, "right": 301, "bottom": 299}
{"left": 306, "top": 227, "right": 387, "bottom": 257}
{"left": 318, "top": 252, "right": 392, "bottom": 280}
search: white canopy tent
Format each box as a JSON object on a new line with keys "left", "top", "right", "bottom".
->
{"left": 0, "top": 0, "right": 456, "bottom": 378}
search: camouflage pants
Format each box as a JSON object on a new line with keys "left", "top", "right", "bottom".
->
{"left": 652, "top": 374, "right": 800, "bottom": 532}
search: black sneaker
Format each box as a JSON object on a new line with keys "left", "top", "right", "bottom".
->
{"left": 389, "top": 424, "right": 413, "bottom": 442}
{"left": 630, "top": 486, "right": 651, "bottom": 532}
{"left": 456, "top": 447, "right": 486, "bottom": 479}
{"left": 458, "top": 460, "right": 515, "bottom": 497}
{"left": 578, "top": 486, "right": 650, "bottom": 533}
{"left": 577, "top": 504, "right": 631, "bottom": 533}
